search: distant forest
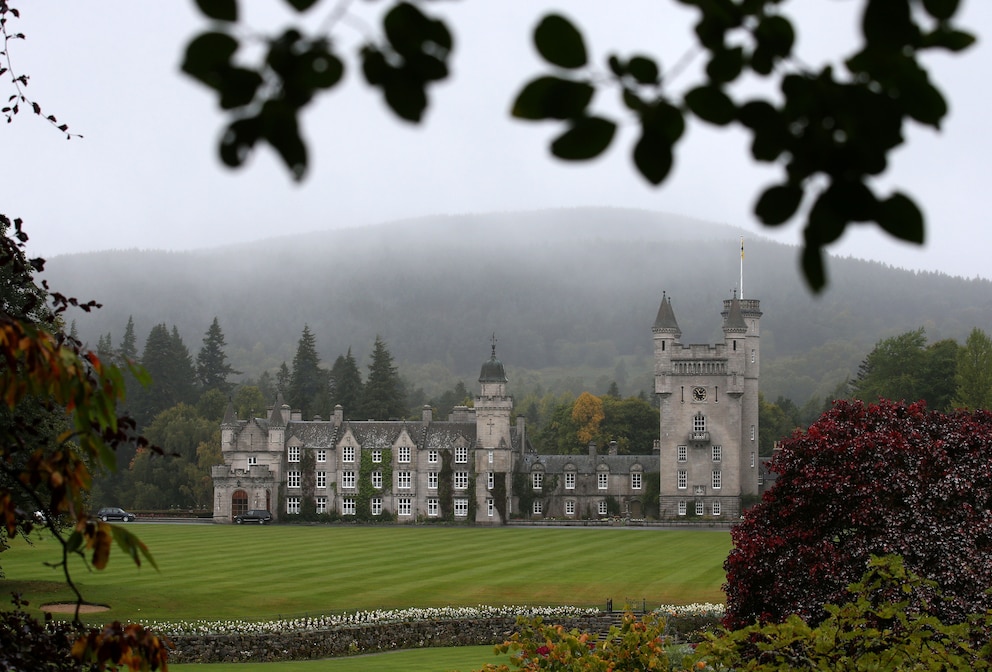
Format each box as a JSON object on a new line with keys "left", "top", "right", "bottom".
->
{"left": 43, "top": 207, "right": 992, "bottom": 408}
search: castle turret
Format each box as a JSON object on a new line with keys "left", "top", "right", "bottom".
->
{"left": 653, "top": 292, "right": 681, "bottom": 396}
{"left": 475, "top": 335, "right": 514, "bottom": 524}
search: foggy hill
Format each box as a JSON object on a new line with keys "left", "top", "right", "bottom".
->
{"left": 41, "top": 208, "right": 992, "bottom": 405}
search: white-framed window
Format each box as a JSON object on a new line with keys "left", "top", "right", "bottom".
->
{"left": 454, "top": 471, "right": 469, "bottom": 490}
{"left": 532, "top": 500, "right": 543, "bottom": 515}
{"left": 693, "top": 414, "right": 706, "bottom": 433}
{"left": 751, "top": 348, "right": 756, "bottom": 363}
{"left": 532, "top": 472, "right": 543, "bottom": 490}
{"left": 428, "top": 450, "right": 438, "bottom": 464}
{"left": 695, "top": 500, "right": 704, "bottom": 516}
{"left": 750, "top": 424, "right": 755, "bottom": 441}
{"left": 598, "top": 500, "right": 608, "bottom": 516}
{"left": 316, "top": 471, "right": 326, "bottom": 488}
{"left": 371, "top": 497, "right": 382, "bottom": 516}
{"left": 454, "top": 498, "right": 468, "bottom": 517}
{"left": 341, "top": 470, "right": 356, "bottom": 489}
{"left": 712, "top": 470, "right": 722, "bottom": 489}
{"left": 428, "top": 471, "right": 438, "bottom": 489}
{"left": 758, "top": 470, "right": 765, "bottom": 486}
{"left": 488, "top": 450, "right": 494, "bottom": 464}
{"left": 342, "top": 497, "right": 355, "bottom": 515}
{"left": 372, "top": 449, "right": 382, "bottom": 463}
{"left": 288, "top": 446, "right": 300, "bottom": 462}
{"left": 678, "top": 500, "right": 687, "bottom": 516}
{"left": 677, "top": 469, "right": 687, "bottom": 490}
{"left": 287, "top": 471, "right": 301, "bottom": 488}
{"left": 371, "top": 471, "right": 382, "bottom": 489}
{"left": 751, "top": 452, "right": 756, "bottom": 468}
{"left": 398, "top": 446, "right": 411, "bottom": 463}
{"left": 316, "top": 450, "right": 326, "bottom": 463}
{"left": 598, "top": 472, "right": 608, "bottom": 490}
{"left": 342, "top": 446, "right": 355, "bottom": 463}
{"left": 247, "top": 456, "right": 257, "bottom": 466}
{"left": 398, "top": 497, "right": 411, "bottom": 516}
{"left": 631, "top": 472, "right": 642, "bottom": 489}
{"left": 712, "top": 501, "right": 722, "bottom": 516}
{"left": 487, "top": 498, "right": 494, "bottom": 517}
{"left": 565, "top": 500, "right": 575, "bottom": 516}
{"left": 677, "top": 445, "right": 687, "bottom": 462}
{"left": 316, "top": 496, "right": 327, "bottom": 514}
{"left": 397, "top": 471, "right": 411, "bottom": 489}
{"left": 487, "top": 472, "right": 494, "bottom": 490}
{"left": 286, "top": 496, "right": 300, "bottom": 514}
{"left": 565, "top": 472, "right": 575, "bottom": 489}
{"left": 712, "top": 445, "right": 722, "bottom": 462}
{"left": 455, "top": 446, "right": 468, "bottom": 463}
{"left": 427, "top": 498, "right": 439, "bottom": 517}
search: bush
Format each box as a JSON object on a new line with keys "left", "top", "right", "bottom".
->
{"left": 725, "top": 399, "right": 992, "bottom": 629}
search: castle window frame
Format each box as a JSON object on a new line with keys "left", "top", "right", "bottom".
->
{"left": 316, "top": 450, "right": 326, "bottom": 463}
{"left": 712, "top": 501, "right": 722, "bottom": 516}
{"left": 342, "top": 497, "right": 356, "bottom": 516}
{"left": 695, "top": 500, "right": 704, "bottom": 516}
{"left": 487, "top": 498, "right": 494, "bottom": 517}
{"left": 455, "top": 446, "right": 468, "bottom": 464}
{"left": 532, "top": 472, "right": 543, "bottom": 490}
{"left": 598, "top": 501, "right": 608, "bottom": 516}
{"left": 532, "top": 500, "right": 543, "bottom": 515}
{"left": 597, "top": 472, "right": 608, "bottom": 490}
{"left": 712, "top": 445, "right": 722, "bottom": 462}
{"left": 397, "top": 497, "right": 412, "bottom": 516}
{"left": 677, "top": 445, "right": 687, "bottom": 462}
{"left": 341, "top": 471, "right": 356, "bottom": 489}
{"left": 693, "top": 414, "right": 706, "bottom": 433}
{"left": 488, "top": 450, "right": 494, "bottom": 464}
{"left": 287, "top": 471, "right": 301, "bottom": 488}
{"left": 677, "top": 469, "right": 687, "bottom": 490}
{"left": 286, "top": 496, "right": 300, "bottom": 514}
{"left": 371, "top": 470, "right": 382, "bottom": 489}
{"left": 750, "top": 424, "right": 755, "bottom": 441}
{"left": 454, "top": 498, "right": 468, "bottom": 517}
{"left": 454, "top": 471, "right": 469, "bottom": 490}
{"left": 247, "top": 456, "right": 257, "bottom": 467}
{"left": 316, "top": 496, "right": 327, "bottom": 514}
{"left": 397, "top": 471, "right": 411, "bottom": 489}
{"left": 631, "top": 472, "right": 642, "bottom": 489}
{"left": 565, "top": 500, "right": 575, "bottom": 515}
{"left": 371, "top": 497, "right": 382, "bottom": 516}
{"left": 427, "top": 498, "right": 439, "bottom": 517}
{"left": 678, "top": 500, "right": 687, "bottom": 516}
{"left": 316, "top": 471, "right": 326, "bottom": 489}
{"left": 372, "top": 449, "right": 382, "bottom": 463}
{"left": 565, "top": 471, "right": 576, "bottom": 489}
{"left": 342, "top": 446, "right": 355, "bottom": 463}
{"left": 487, "top": 471, "right": 494, "bottom": 490}
{"left": 398, "top": 446, "right": 411, "bottom": 463}
{"left": 428, "top": 450, "right": 439, "bottom": 464}
{"left": 712, "top": 470, "right": 722, "bottom": 489}
{"left": 428, "top": 471, "right": 438, "bottom": 489}
{"left": 288, "top": 446, "right": 300, "bottom": 463}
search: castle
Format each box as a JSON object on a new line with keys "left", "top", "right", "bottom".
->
{"left": 211, "top": 293, "right": 760, "bottom": 522}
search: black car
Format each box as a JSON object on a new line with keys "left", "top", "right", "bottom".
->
{"left": 97, "top": 507, "right": 135, "bottom": 522}
{"left": 235, "top": 509, "right": 272, "bottom": 524}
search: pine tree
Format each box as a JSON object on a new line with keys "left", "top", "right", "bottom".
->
{"left": 130, "top": 323, "right": 197, "bottom": 426}
{"left": 119, "top": 315, "right": 138, "bottom": 362}
{"left": 195, "top": 317, "right": 239, "bottom": 393}
{"left": 358, "top": 335, "right": 406, "bottom": 420}
{"left": 288, "top": 325, "right": 329, "bottom": 419}
{"left": 329, "top": 348, "right": 363, "bottom": 413}
{"left": 954, "top": 328, "right": 992, "bottom": 410}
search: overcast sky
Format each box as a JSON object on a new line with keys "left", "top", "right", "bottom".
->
{"left": 4, "top": 2, "right": 991, "bottom": 284}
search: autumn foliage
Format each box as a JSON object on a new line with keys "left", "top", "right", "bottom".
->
{"left": 724, "top": 399, "right": 992, "bottom": 630}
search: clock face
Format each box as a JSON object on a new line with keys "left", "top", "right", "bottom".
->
{"left": 692, "top": 386, "right": 707, "bottom": 402}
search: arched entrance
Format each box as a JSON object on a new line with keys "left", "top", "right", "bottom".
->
{"left": 232, "top": 490, "right": 248, "bottom": 520}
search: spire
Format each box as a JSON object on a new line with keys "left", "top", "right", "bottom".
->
{"left": 479, "top": 334, "right": 508, "bottom": 383}
{"left": 652, "top": 291, "right": 681, "bottom": 337}
{"left": 222, "top": 398, "right": 237, "bottom": 425}
{"left": 723, "top": 292, "right": 748, "bottom": 333}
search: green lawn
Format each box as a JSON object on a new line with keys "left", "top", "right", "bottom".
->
{"left": 0, "top": 524, "right": 731, "bottom": 625}
{"left": 170, "top": 646, "right": 501, "bottom": 672}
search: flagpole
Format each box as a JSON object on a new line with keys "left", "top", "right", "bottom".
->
{"left": 740, "top": 237, "right": 744, "bottom": 299}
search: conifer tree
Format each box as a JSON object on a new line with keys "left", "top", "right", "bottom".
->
{"left": 276, "top": 362, "right": 291, "bottom": 395}
{"left": 954, "top": 327, "right": 992, "bottom": 410}
{"left": 288, "top": 325, "right": 329, "bottom": 419}
{"left": 195, "top": 317, "right": 239, "bottom": 393}
{"left": 130, "top": 323, "right": 197, "bottom": 426}
{"left": 358, "top": 335, "right": 406, "bottom": 420}
{"left": 329, "top": 347, "right": 363, "bottom": 414}
{"left": 119, "top": 315, "right": 138, "bottom": 362}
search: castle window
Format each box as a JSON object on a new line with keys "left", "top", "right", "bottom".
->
{"left": 488, "top": 450, "right": 494, "bottom": 464}
{"left": 247, "top": 456, "right": 257, "bottom": 466}
{"left": 677, "top": 469, "right": 687, "bottom": 490}
{"left": 397, "top": 497, "right": 412, "bottom": 516}
{"left": 427, "top": 498, "right": 439, "bottom": 517}
{"left": 487, "top": 498, "right": 494, "bottom": 517}
{"left": 455, "top": 471, "right": 469, "bottom": 490}
{"left": 316, "top": 496, "right": 327, "bottom": 514}
{"left": 288, "top": 446, "right": 300, "bottom": 463}
{"left": 286, "top": 496, "right": 300, "bottom": 514}
{"left": 678, "top": 500, "right": 687, "bottom": 516}
{"left": 398, "top": 446, "right": 411, "bottom": 463}
{"left": 693, "top": 414, "right": 706, "bottom": 433}
{"left": 712, "top": 470, "right": 722, "bottom": 489}
{"left": 598, "top": 501, "right": 608, "bottom": 516}
{"left": 695, "top": 501, "right": 704, "bottom": 516}
{"left": 342, "top": 497, "right": 355, "bottom": 516}
{"left": 751, "top": 452, "right": 756, "bottom": 468}
{"left": 712, "top": 445, "right": 722, "bottom": 462}
{"left": 341, "top": 471, "right": 356, "bottom": 489}
{"left": 565, "top": 500, "right": 575, "bottom": 515}
{"left": 532, "top": 472, "right": 543, "bottom": 490}
{"left": 751, "top": 349, "right": 756, "bottom": 363}
{"left": 371, "top": 497, "right": 382, "bottom": 516}
{"left": 287, "top": 471, "right": 301, "bottom": 488}
{"left": 316, "top": 471, "right": 326, "bottom": 488}
{"left": 372, "top": 450, "right": 382, "bottom": 463}
{"left": 397, "top": 471, "right": 411, "bottom": 489}
{"left": 631, "top": 472, "right": 642, "bottom": 489}
{"left": 428, "top": 450, "right": 438, "bottom": 464}
{"left": 487, "top": 472, "right": 494, "bottom": 490}
{"left": 454, "top": 498, "right": 468, "bottom": 517}
{"left": 565, "top": 472, "right": 576, "bottom": 489}
{"left": 532, "top": 500, "right": 543, "bottom": 515}
{"left": 598, "top": 472, "right": 608, "bottom": 490}
{"left": 428, "top": 471, "right": 438, "bottom": 489}
{"left": 342, "top": 446, "right": 355, "bottom": 463}
{"left": 316, "top": 450, "right": 326, "bottom": 462}
{"left": 750, "top": 425, "right": 755, "bottom": 441}
{"left": 455, "top": 446, "right": 468, "bottom": 463}
{"left": 371, "top": 471, "right": 382, "bottom": 489}
{"left": 677, "top": 445, "right": 687, "bottom": 462}
{"left": 712, "top": 501, "right": 722, "bottom": 516}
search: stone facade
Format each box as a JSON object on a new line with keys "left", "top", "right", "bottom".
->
{"left": 212, "top": 293, "right": 760, "bottom": 522}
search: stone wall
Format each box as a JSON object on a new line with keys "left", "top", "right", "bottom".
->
{"left": 168, "top": 615, "right": 617, "bottom": 664}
